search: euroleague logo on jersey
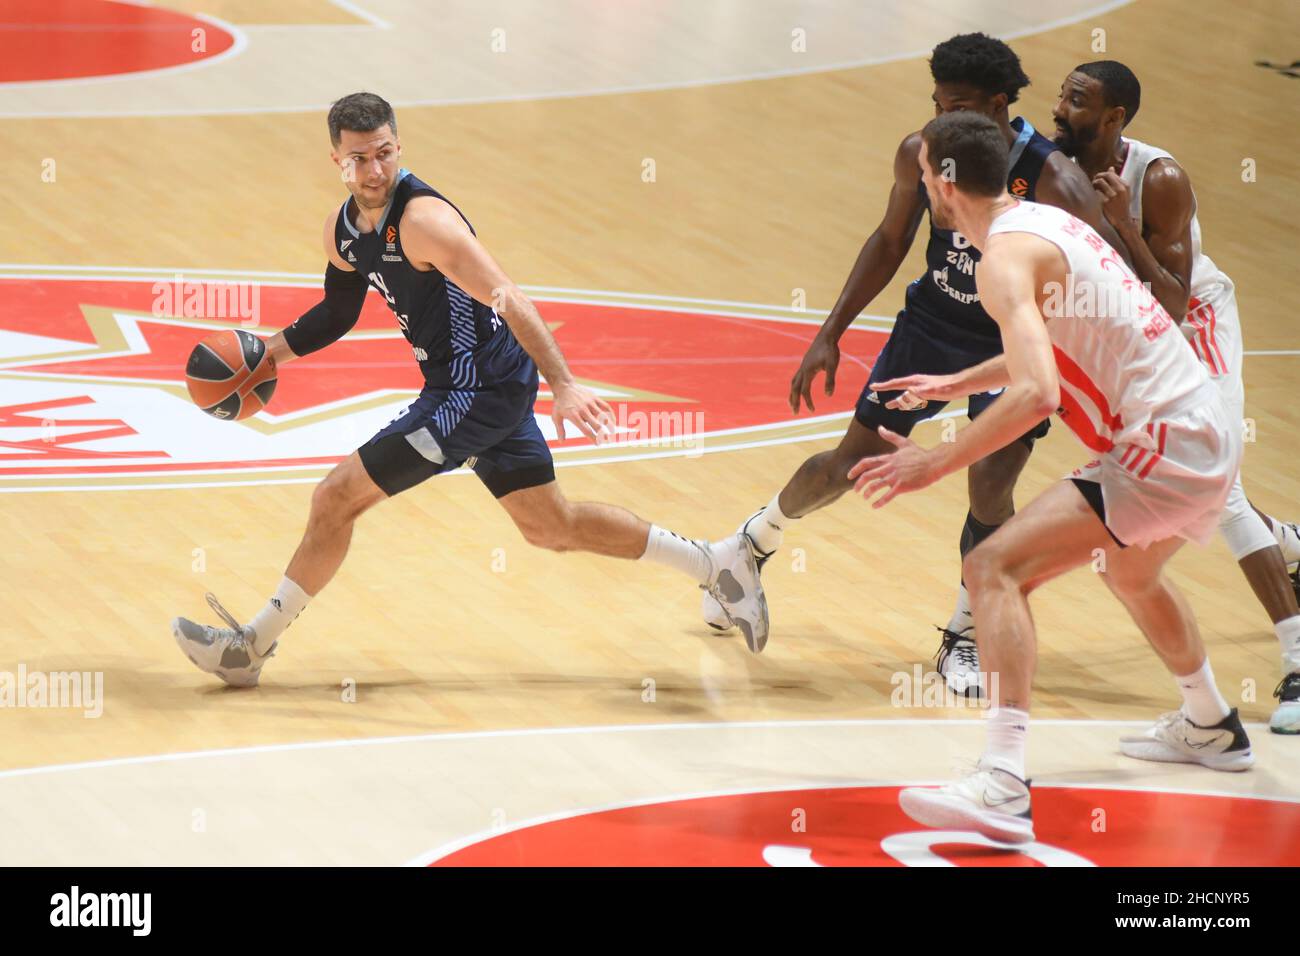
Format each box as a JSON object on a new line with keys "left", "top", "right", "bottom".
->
{"left": 0, "top": 275, "right": 885, "bottom": 490}
{"left": 427, "top": 785, "right": 1300, "bottom": 866}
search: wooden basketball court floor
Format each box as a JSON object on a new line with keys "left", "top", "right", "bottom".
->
{"left": 1, "top": 0, "right": 1298, "bottom": 865}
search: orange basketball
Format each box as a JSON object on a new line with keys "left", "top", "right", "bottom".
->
{"left": 184, "top": 329, "right": 277, "bottom": 421}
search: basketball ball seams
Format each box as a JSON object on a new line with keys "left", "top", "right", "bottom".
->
{"left": 185, "top": 330, "right": 278, "bottom": 421}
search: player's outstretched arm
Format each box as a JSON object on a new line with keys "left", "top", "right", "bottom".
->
{"left": 1093, "top": 159, "right": 1194, "bottom": 321}
{"left": 1037, "top": 152, "right": 1132, "bottom": 267}
{"left": 267, "top": 208, "right": 368, "bottom": 366}
{"left": 401, "top": 197, "right": 611, "bottom": 442}
{"left": 873, "top": 355, "right": 1012, "bottom": 409}
{"left": 847, "top": 236, "right": 1059, "bottom": 507}
{"left": 789, "top": 132, "right": 927, "bottom": 413}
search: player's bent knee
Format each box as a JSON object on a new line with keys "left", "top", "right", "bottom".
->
{"left": 310, "top": 463, "right": 382, "bottom": 526}
{"left": 962, "top": 543, "right": 1022, "bottom": 597}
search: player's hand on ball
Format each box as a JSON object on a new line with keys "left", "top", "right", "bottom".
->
{"left": 552, "top": 381, "right": 613, "bottom": 443}
{"left": 872, "top": 372, "right": 964, "bottom": 408}
{"left": 789, "top": 334, "right": 841, "bottom": 414}
{"left": 847, "top": 427, "right": 938, "bottom": 508}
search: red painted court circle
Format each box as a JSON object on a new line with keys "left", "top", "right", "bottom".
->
{"left": 0, "top": 0, "right": 235, "bottom": 83}
{"left": 430, "top": 785, "right": 1300, "bottom": 866}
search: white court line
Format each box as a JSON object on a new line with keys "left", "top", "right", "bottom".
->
{"left": 0, "top": 1, "right": 1137, "bottom": 118}
{"left": 0, "top": 715, "right": 1270, "bottom": 783}
{"left": 327, "top": 0, "right": 391, "bottom": 30}
{"left": 405, "top": 774, "right": 1300, "bottom": 866}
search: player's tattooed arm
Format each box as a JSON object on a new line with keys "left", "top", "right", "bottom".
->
{"left": 790, "top": 132, "right": 927, "bottom": 413}
{"left": 400, "top": 197, "right": 613, "bottom": 442}
{"left": 1036, "top": 153, "right": 1133, "bottom": 267}
{"left": 1094, "top": 159, "right": 1194, "bottom": 322}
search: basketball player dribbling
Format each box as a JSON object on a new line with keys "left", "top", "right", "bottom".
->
{"left": 171, "top": 93, "right": 767, "bottom": 685}
{"left": 857, "top": 112, "right": 1253, "bottom": 844}
{"left": 699, "top": 34, "right": 1126, "bottom": 690}
{"left": 1050, "top": 61, "right": 1300, "bottom": 734}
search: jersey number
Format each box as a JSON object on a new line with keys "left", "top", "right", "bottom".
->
{"left": 367, "top": 271, "right": 410, "bottom": 333}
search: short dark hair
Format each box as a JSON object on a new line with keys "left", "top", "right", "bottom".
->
{"left": 328, "top": 92, "right": 397, "bottom": 145}
{"left": 1074, "top": 60, "right": 1141, "bottom": 127}
{"left": 929, "top": 33, "right": 1030, "bottom": 104}
{"left": 921, "top": 112, "right": 1008, "bottom": 198}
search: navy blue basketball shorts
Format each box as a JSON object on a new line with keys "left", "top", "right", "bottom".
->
{"left": 358, "top": 381, "right": 555, "bottom": 499}
{"left": 854, "top": 313, "right": 1051, "bottom": 447}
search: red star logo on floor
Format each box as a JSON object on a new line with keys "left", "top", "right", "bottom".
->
{"left": 0, "top": 276, "right": 886, "bottom": 489}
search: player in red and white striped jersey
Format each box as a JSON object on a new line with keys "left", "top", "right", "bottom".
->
{"left": 1053, "top": 60, "right": 1300, "bottom": 734}
{"left": 851, "top": 112, "right": 1253, "bottom": 844}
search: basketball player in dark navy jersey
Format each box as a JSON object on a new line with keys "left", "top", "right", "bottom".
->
{"left": 701, "top": 34, "right": 1128, "bottom": 692}
{"left": 172, "top": 92, "right": 769, "bottom": 686}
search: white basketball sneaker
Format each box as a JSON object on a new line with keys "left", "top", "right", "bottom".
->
{"left": 1270, "top": 673, "right": 1300, "bottom": 735}
{"left": 702, "top": 511, "right": 775, "bottom": 632}
{"left": 702, "top": 533, "right": 770, "bottom": 653}
{"left": 936, "top": 627, "right": 982, "bottom": 698}
{"left": 1119, "top": 707, "right": 1254, "bottom": 771}
{"left": 172, "top": 593, "right": 276, "bottom": 688}
{"left": 899, "top": 760, "right": 1034, "bottom": 844}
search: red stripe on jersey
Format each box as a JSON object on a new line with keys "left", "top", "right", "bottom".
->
{"left": 1057, "top": 385, "right": 1114, "bottom": 453}
{"left": 1052, "top": 345, "right": 1122, "bottom": 430}
{"left": 1128, "top": 448, "right": 1150, "bottom": 473}
{"left": 1138, "top": 423, "right": 1168, "bottom": 479}
{"left": 1203, "top": 301, "right": 1227, "bottom": 373}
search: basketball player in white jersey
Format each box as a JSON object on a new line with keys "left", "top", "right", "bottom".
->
{"left": 856, "top": 112, "right": 1253, "bottom": 843}
{"left": 1050, "top": 61, "right": 1300, "bottom": 735}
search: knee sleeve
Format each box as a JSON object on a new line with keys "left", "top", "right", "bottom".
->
{"left": 1219, "top": 479, "right": 1276, "bottom": 560}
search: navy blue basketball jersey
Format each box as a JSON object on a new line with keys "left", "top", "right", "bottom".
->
{"left": 904, "top": 117, "right": 1059, "bottom": 347}
{"left": 335, "top": 169, "right": 533, "bottom": 390}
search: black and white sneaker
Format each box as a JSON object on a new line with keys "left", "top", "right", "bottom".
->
{"left": 899, "top": 760, "right": 1034, "bottom": 844}
{"left": 936, "top": 627, "right": 982, "bottom": 698}
{"left": 700, "top": 534, "right": 770, "bottom": 653}
{"left": 1119, "top": 707, "right": 1254, "bottom": 771}
{"left": 702, "top": 511, "right": 775, "bottom": 632}
{"left": 1270, "top": 672, "right": 1300, "bottom": 735}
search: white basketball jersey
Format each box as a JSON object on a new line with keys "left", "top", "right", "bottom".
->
{"left": 986, "top": 201, "right": 1213, "bottom": 457}
{"left": 1116, "top": 137, "right": 1239, "bottom": 378}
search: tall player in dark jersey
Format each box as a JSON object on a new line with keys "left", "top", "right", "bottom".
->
{"left": 700, "top": 34, "right": 1126, "bottom": 690}
{"left": 171, "top": 93, "right": 768, "bottom": 686}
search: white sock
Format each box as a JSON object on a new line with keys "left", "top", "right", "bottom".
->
{"left": 1275, "top": 615, "right": 1300, "bottom": 673}
{"left": 1175, "top": 659, "right": 1231, "bottom": 726}
{"left": 248, "top": 577, "right": 311, "bottom": 654}
{"left": 641, "top": 525, "right": 713, "bottom": 585}
{"left": 946, "top": 584, "right": 974, "bottom": 636}
{"left": 983, "top": 707, "right": 1029, "bottom": 779}
{"left": 1270, "top": 517, "right": 1300, "bottom": 564}
{"left": 743, "top": 493, "right": 792, "bottom": 556}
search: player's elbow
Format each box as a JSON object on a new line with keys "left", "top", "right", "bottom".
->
{"left": 1029, "top": 381, "right": 1060, "bottom": 419}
